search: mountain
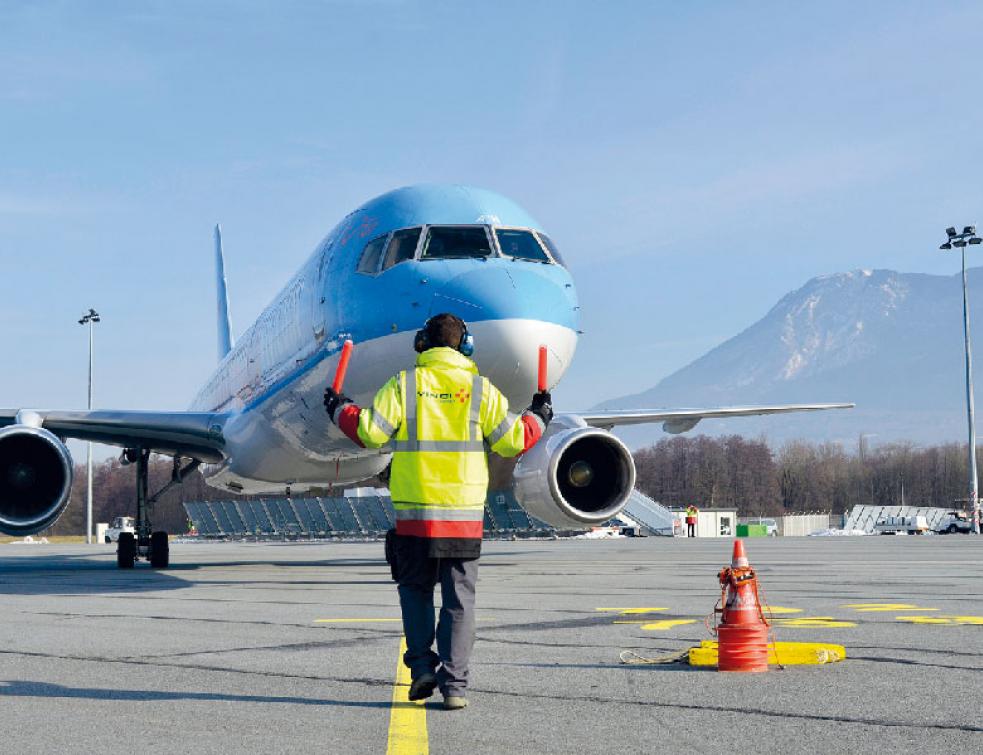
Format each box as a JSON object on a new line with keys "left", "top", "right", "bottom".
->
{"left": 599, "top": 267, "right": 983, "bottom": 448}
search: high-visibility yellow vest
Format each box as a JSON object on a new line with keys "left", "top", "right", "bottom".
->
{"left": 356, "top": 347, "right": 527, "bottom": 538}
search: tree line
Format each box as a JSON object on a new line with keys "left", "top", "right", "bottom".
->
{"left": 46, "top": 457, "right": 266, "bottom": 536}
{"left": 39, "top": 435, "right": 976, "bottom": 535}
{"left": 634, "top": 435, "right": 975, "bottom": 516}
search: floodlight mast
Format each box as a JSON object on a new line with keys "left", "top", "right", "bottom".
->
{"left": 78, "top": 309, "right": 100, "bottom": 544}
{"left": 940, "top": 227, "right": 983, "bottom": 534}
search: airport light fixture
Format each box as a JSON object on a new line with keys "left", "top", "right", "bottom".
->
{"left": 78, "top": 309, "right": 100, "bottom": 544}
{"left": 940, "top": 226, "right": 983, "bottom": 534}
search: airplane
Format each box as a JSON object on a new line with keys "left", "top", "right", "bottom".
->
{"left": 0, "top": 184, "right": 852, "bottom": 568}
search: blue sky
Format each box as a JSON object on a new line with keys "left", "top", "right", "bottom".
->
{"left": 2, "top": 1, "right": 983, "bottom": 452}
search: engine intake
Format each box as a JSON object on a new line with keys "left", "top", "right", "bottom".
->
{"left": 0, "top": 425, "right": 74, "bottom": 536}
{"left": 513, "top": 418, "right": 636, "bottom": 529}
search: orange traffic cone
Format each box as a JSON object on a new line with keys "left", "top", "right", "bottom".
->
{"left": 715, "top": 540, "right": 769, "bottom": 672}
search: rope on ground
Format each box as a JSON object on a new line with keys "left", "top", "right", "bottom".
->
{"left": 619, "top": 648, "right": 691, "bottom": 665}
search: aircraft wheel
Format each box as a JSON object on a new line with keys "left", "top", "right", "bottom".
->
{"left": 117, "top": 532, "right": 136, "bottom": 569}
{"left": 150, "top": 531, "right": 169, "bottom": 569}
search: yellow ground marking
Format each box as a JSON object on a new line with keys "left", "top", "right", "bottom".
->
{"left": 843, "top": 603, "right": 939, "bottom": 612}
{"left": 315, "top": 618, "right": 403, "bottom": 623}
{"left": 596, "top": 607, "right": 669, "bottom": 614}
{"left": 386, "top": 637, "right": 428, "bottom": 755}
{"left": 688, "top": 640, "right": 846, "bottom": 667}
{"left": 772, "top": 616, "right": 857, "bottom": 628}
{"left": 896, "top": 615, "right": 983, "bottom": 626}
{"left": 639, "top": 619, "right": 697, "bottom": 630}
{"left": 762, "top": 607, "right": 803, "bottom": 615}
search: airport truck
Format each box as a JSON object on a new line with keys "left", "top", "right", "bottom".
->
{"left": 935, "top": 511, "right": 973, "bottom": 534}
{"left": 104, "top": 516, "right": 136, "bottom": 544}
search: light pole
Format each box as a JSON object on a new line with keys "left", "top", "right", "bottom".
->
{"left": 78, "top": 308, "right": 101, "bottom": 544}
{"left": 940, "top": 226, "right": 983, "bottom": 534}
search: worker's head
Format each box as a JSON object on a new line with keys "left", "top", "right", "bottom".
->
{"left": 414, "top": 313, "right": 474, "bottom": 356}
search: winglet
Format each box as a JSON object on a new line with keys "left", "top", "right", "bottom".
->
{"left": 214, "top": 224, "right": 234, "bottom": 361}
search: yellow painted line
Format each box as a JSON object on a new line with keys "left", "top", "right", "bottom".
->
{"left": 596, "top": 607, "right": 668, "bottom": 615}
{"left": 772, "top": 616, "right": 857, "bottom": 628}
{"left": 639, "top": 619, "right": 697, "bottom": 630}
{"left": 950, "top": 615, "right": 983, "bottom": 625}
{"left": 896, "top": 615, "right": 983, "bottom": 625}
{"left": 386, "top": 637, "right": 428, "bottom": 755}
{"left": 843, "top": 603, "right": 938, "bottom": 612}
{"left": 763, "top": 607, "right": 803, "bottom": 615}
{"left": 896, "top": 616, "right": 953, "bottom": 625}
{"left": 315, "top": 618, "right": 402, "bottom": 623}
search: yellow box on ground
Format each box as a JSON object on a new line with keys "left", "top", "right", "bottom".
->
{"left": 688, "top": 640, "right": 846, "bottom": 667}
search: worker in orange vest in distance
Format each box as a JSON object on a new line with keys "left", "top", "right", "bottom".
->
{"left": 685, "top": 504, "right": 699, "bottom": 537}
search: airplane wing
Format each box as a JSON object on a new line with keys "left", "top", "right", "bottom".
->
{"left": 0, "top": 409, "right": 229, "bottom": 462}
{"left": 577, "top": 403, "right": 855, "bottom": 434}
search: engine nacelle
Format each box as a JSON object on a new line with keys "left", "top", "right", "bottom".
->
{"left": 513, "top": 415, "right": 636, "bottom": 529}
{"left": 0, "top": 425, "right": 74, "bottom": 536}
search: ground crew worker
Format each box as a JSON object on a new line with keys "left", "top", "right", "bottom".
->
{"left": 685, "top": 504, "right": 699, "bottom": 537}
{"left": 323, "top": 313, "right": 551, "bottom": 710}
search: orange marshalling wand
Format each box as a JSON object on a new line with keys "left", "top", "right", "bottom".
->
{"left": 537, "top": 345, "right": 548, "bottom": 393}
{"left": 332, "top": 340, "right": 354, "bottom": 393}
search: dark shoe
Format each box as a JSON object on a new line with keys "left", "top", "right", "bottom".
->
{"left": 408, "top": 672, "right": 437, "bottom": 701}
{"left": 443, "top": 695, "right": 469, "bottom": 710}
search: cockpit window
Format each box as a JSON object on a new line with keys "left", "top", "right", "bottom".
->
{"left": 356, "top": 234, "right": 388, "bottom": 274}
{"left": 421, "top": 226, "right": 492, "bottom": 260}
{"left": 496, "top": 229, "right": 551, "bottom": 263}
{"left": 535, "top": 232, "right": 566, "bottom": 267}
{"left": 381, "top": 227, "right": 421, "bottom": 271}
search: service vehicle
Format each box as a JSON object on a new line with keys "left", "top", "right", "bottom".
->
{"left": 104, "top": 516, "right": 136, "bottom": 543}
{"left": 936, "top": 511, "right": 973, "bottom": 534}
{"left": 874, "top": 515, "right": 929, "bottom": 535}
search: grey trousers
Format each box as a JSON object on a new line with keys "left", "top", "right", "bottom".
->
{"left": 395, "top": 547, "right": 479, "bottom": 696}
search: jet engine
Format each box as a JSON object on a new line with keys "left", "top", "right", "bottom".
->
{"left": 512, "top": 415, "right": 635, "bottom": 529}
{"left": 0, "top": 424, "right": 74, "bottom": 536}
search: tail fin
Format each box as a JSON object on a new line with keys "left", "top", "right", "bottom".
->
{"left": 214, "top": 224, "right": 234, "bottom": 361}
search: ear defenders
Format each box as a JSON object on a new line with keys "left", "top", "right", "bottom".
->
{"left": 414, "top": 315, "right": 475, "bottom": 357}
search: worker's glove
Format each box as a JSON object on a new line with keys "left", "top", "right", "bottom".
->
{"left": 323, "top": 387, "right": 352, "bottom": 424}
{"left": 528, "top": 391, "right": 553, "bottom": 428}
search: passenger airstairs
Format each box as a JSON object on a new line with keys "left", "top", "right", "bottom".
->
{"left": 843, "top": 505, "right": 951, "bottom": 533}
{"left": 622, "top": 489, "right": 677, "bottom": 536}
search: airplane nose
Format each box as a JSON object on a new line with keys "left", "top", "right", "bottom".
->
{"left": 426, "top": 264, "right": 579, "bottom": 405}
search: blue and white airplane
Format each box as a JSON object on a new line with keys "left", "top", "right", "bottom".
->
{"left": 0, "top": 185, "right": 851, "bottom": 566}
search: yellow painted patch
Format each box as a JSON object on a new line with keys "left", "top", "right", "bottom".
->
{"left": 763, "top": 607, "right": 803, "bottom": 615}
{"left": 772, "top": 616, "right": 857, "bottom": 628}
{"left": 843, "top": 603, "right": 938, "bottom": 612}
{"left": 639, "top": 619, "right": 698, "bottom": 630}
{"left": 386, "top": 637, "right": 428, "bottom": 755}
{"left": 688, "top": 640, "right": 846, "bottom": 667}
{"left": 596, "top": 607, "right": 669, "bottom": 614}
{"left": 896, "top": 615, "right": 983, "bottom": 626}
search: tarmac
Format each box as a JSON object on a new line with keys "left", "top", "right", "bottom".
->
{"left": 1, "top": 536, "right": 981, "bottom": 754}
